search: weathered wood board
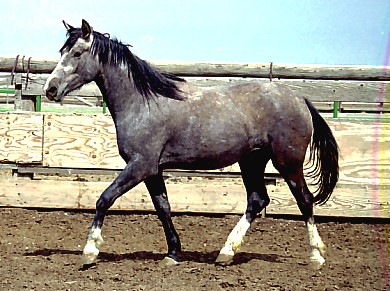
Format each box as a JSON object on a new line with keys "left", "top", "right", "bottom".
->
{"left": 329, "top": 120, "right": 390, "bottom": 185}
{"left": 274, "top": 79, "right": 390, "bottom": 103}
{"left": 156, "top": 62, "right": 390, "bottom": 81}
{"left": 0, "top": 112, "right": 43, "bottom": 163}
{"left": 42, "top": 113, "right": 125, "bottom": 168}
{"left": 0, "top": 176, "right": 388, "bottom": 218}
{"left": 2, "top": 73, "right": 389, "bottom": 103}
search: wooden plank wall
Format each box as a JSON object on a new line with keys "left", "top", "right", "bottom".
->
{"left": 0, "top": 58, "right": 389, "bottom": 217}
{"left": 0, "top": 113, "right": 43, "bottom": 163}
{"left": 43, "top": 114, "right": 124, "bottom": 168}
{"left": 0, "top": 112, "right": 389, "bottom": 218}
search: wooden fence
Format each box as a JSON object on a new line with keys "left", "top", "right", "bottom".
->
{"left": 0, "top": 56, "right": 389, "bottom": 218}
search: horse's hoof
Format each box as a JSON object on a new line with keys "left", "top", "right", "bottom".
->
{"left": 309, "top": 247, "right": 325, "bottom": 270}
{"left": 81, "top": 243, "right": 99, "bottom": 265}
{"left": 81, "top": 253, "right": 97, "bottom": 265}
{"left": 159, "top": 256, "right": 179, "bottom": 267}
{"left": 215, "top": 253, "right": 234, "bottom": 265}
{"left": 216, "top": 246, "right": 234, "bottom": 265}
{"left": 95, "top": 237, "right": 104, "bottom": 250}
{"left": 309, "top": 257, "right": 325, "bottom": 270}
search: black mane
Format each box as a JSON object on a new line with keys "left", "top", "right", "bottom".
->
{"left": 60, "top": 28, "right": 186, "bottom": 101}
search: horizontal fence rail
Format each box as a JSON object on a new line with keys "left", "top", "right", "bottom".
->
{"left": 1, "top": 57, "right": 389, "bottom": 116}
{"left": 1, "top": 74, "right": 389, "bottom": 104}
{"left": 1, "top": 56, "right": 390, "bottom": 80}
{"left": 1, "top": 56, "right": 389, "bottom": 116}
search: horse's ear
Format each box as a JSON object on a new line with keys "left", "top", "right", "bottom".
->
{"left": 62, "top": 20, "right": 74, "bottom": 31}
{"left": 81, "top": 19, "right": 92, "bottom": 39}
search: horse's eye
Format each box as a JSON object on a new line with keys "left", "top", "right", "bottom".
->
{"left": 73, "top": 52, "right": 82, "bottom": 58}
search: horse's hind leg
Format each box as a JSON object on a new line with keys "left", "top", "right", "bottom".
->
{"left": 144, "top": 171, "right": 181, "bottom": 266}
{"left": 277, "top": 165, "right": 326, "bottom": 270}
{"left": 216, "top": 151, "right": 270, "bottom": 264}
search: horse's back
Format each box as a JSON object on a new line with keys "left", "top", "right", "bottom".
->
{"left": 202, "top": 80, "right": 313, "bottom": 148}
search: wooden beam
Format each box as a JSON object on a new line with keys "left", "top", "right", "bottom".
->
{"left": 0, "top": 177, "right": 388, "bottom": 218}
{"left": 2, "top": 72, "right": 389, "bottom": 104}
{"left": 0, "top": 57, "right": 58, "bottom": 74}
{"left": 341, "top": 102, "right": 390, "bottom": 113}
{"left": 3, "top": 74, "right": 388, "bottom": 104}
{"left": 1, "top": 56, "right": 389, "bottom": 80}
{"left": 275, "top": 79, "right": 390, "bottom": 103}
{"left": 156, "top": 62, "right": 390, "bottom": 81}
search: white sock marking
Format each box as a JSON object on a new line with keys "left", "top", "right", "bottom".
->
{"left": 307, "top": 222, "right": 326, "bottom": 268}
{"left": 82, "top": 227, "right": 104, "bottom": 264}
{"left": 219, "top": 214, "right": 251, "bottom": 256}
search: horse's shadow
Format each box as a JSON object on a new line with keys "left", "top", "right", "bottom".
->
{"left": 24, "top": 248, "right": 291, "bottom": 266}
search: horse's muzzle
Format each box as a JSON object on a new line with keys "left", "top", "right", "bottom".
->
{"left": 46, "top": 86, "right": 61, "bottom": 102}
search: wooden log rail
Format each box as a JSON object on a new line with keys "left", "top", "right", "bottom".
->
{"left": 1, "top": 56, "right": 389, "bottom": 80}
{"left": 0, "top": 112, "right": 389, "bottom": 218}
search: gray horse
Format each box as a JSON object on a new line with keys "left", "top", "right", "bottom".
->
{"left": 44, "top": 20, "right": 339, "bottom": 270}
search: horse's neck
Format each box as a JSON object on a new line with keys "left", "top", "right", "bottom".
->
{"left": 95, "top": 64, "right": 143, "bottom": 120}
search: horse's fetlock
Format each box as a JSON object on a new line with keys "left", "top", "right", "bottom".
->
{"left": 247, "top": 192, "right": 269, "bottom": 215}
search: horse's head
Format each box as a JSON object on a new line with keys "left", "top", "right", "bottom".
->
{"left": 44, "top": 19, "right": 99, "bottom": 102}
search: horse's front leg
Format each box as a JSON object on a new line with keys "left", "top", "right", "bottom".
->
{"left": 144, "top": 172, "right": 181, "bottom": 266}
{"left": 82, "top": 154, "right": 152, "bottom": 265}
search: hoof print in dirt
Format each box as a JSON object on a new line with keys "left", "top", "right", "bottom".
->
{"left": 80, "top": 263, "right": 97, "bottom": 271}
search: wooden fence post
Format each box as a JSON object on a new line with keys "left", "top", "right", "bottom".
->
{"left": 14, "top": 86, "right": 37, "bottom": 112}
{"left": 13, "top": 82, "right": 23, "bottom": 111}
{"left": 21, "top": 94, "right": 38, "bottom": 111}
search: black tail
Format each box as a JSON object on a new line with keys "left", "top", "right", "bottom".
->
{"left": 304, "top": 99, "right": 339, "bottom": 205}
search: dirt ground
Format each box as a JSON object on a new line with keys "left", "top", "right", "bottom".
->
{"left": 0, "top": 208, "right": 388, "bottom": 290}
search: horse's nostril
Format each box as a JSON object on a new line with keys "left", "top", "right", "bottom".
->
{"left": 46, "top": 86, "right": 58, "bottom": 99}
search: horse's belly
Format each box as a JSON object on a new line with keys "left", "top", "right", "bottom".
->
{"left": 160, "top": 134, "right": 264, "bottom": 170}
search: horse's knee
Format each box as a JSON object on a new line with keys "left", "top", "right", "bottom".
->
{"left": 96, "top": 193, "right": 112, "bottom": 213}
